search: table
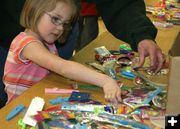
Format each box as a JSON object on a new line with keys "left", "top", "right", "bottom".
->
{"left": 0, "top": 27, "right": 179, "bottom": 128}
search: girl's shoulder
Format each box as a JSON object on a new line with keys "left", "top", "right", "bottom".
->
{"left": 10, "top": 32, "right": 39, "bottom": 50}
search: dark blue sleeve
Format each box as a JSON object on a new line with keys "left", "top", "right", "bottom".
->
{"left": 95, "top": 0, "right": 157, "bottom": 51}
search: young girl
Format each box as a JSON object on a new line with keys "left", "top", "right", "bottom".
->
{"left": 3, "top": 0, "right": 121, "bottom": 103}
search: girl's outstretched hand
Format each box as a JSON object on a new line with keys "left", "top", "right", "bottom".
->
{"left": 102, "top": 79, "right": 122, "bottom": 104}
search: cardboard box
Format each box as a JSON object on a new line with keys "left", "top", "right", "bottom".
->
{"left": 166, "top": 31, "right": 180, "bottom": 115}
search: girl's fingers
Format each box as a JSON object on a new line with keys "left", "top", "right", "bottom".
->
{"left": 105, "top": 91, "right": 121, "bottom": 104}
{"left": 116, "top": 90, "right": 122, "bottom": 102}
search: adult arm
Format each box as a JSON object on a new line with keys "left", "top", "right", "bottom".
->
{"left": 92, "top": 0, "right": 164, "bottom": 72}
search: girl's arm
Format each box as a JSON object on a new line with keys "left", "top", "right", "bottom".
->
{"left": 22, "top": 41, "right": 122, "bottom": 102}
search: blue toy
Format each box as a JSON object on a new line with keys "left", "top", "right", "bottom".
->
{"left": 120, "top": 71, "right": 135, "bottom": 80}
{"left": 6, "top": 104, "right": 25, "bottom": 121}
{"left": 49, "top": 97, "right": 69, "bottom": 105}
{"left": 142, "top": 87, "right": 164, "bottom": 104}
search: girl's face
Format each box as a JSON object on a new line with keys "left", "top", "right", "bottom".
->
{"left": 37, "top": 1, "right": 73, "bottom": 43}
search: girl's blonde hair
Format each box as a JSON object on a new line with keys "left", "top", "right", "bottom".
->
{"left": 20, "top": 0, "right": 78, "bottom": 42}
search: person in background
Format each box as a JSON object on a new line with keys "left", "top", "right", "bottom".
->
{"left": 75, "top": 1, "right": 99, "bottom": 51}
{"left": 91, "top": 0, "right": 164, "bottom": 72}
{"left": 64, "top": 0, "right": 164, "bottom": 74}
{"left": 3, "top": 0, "right": 121, "bottom": 104}
{"left": 57, "top": 21, "right": 79, "bottom": 59}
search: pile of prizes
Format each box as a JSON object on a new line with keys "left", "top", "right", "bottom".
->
{"left": 26, "top": 44, "right": 168, "bottom": 129}
{"left": 146, "top": 0, "right": 180, "bottom": 27}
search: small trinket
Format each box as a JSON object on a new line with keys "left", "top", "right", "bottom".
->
{"left": 90, "top": 122, "right": 99, "bottom": 129}
{"left": 146, "top": 69, "right": 169, "bottom": 75}
{"left": 146, "top": 110, "right": 160, "bottom": 117}
{"left": 152, "top": 94, "right": 166, "bottom": 109}
{"left": 131, "top": 57, "right": 140, "bottom": 69}
{"left": 86, "top": 62, "right": 105, "bottom": 73}
{"left": 119, "top": 44, "right": 132, "bottom": 50}
{"left": 134, "top": 76, "right": 145, "bottom": 86}
{"left": 120, "top": 71, "right": 135, "bottom": 80}
{"left": 6, "top": 104, "right": 25, "bottom": 121}
{"left": 132, "top": 114, "right": 144, "bottom": 122}
{"left": 94, "top": 46, "right": 116, "bottom": 63}
{"left": 103, "top": 60, "right": 117, "bottom": 80}
{"left": 18, "top": 118, "right": 26, "bottom": 129}
{"left": 116, "top": 56, "right": 132, "bottom": 67}
{"left": 123, "top": 97, "right": 150, "bottom": 109}
{"left": 49, "top": 97, "right": 69, "bottom": 105}
{"left": 116, "top": 104, "right": 132, "bottom": 114}
{"left": 68, "top": 91, "right": 90, "bottom": 102}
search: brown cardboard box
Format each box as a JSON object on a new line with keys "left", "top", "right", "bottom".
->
{"left": 166, "top": 31, "right": 180, "bottom": 115}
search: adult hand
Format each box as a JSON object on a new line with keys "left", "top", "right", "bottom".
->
{"left": 138, "top": 39, "right": 164, "bottom": 73}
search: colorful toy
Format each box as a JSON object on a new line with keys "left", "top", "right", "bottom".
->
{"left": 61, "top": 103, "right": 114, "bottom": 113}
{"left": 6, "top": 104, "right": 25, "bottom": 121}
{"left": 49, "top": 97, "right": 69, "bottom": 105}
{"left": 68, "top": 91, "right": 90, "bottom": 102}
{"left": 18, "top": 118, "right": 26, "bottom": 129}
{"left": 45, "top": 87, "right": 79, "bottom": 94}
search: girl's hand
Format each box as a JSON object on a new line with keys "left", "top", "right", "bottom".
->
{"left": 102, "top": 79, "right": 122, "bottom": 104}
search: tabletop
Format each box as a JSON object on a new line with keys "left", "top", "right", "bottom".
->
{"left": 0, "top": 28, "right": 179, "bottom": 128}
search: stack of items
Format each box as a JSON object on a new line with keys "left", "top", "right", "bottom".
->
{"left": 146, "top": 0, "right": 180, "bottom": 27}
{"left": 25, "top": 45, "right": 167, "bottom": 129}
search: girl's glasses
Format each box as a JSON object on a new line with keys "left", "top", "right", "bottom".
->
{"left": 46, "top": 13, "right": 71, "bottom": 29}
